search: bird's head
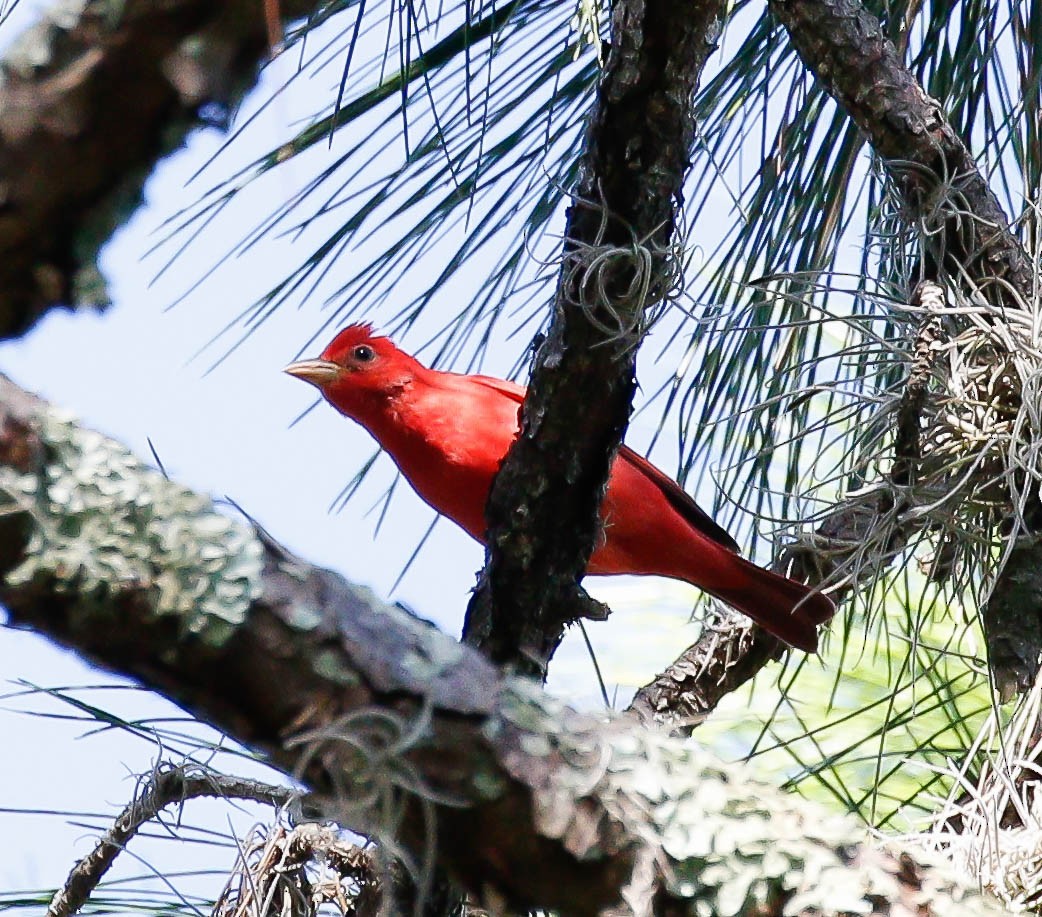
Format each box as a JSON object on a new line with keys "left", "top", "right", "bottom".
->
{"left": 284, "top": 323, "right": 418, "bottom": 416}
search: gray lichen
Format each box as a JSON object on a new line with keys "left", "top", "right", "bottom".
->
{"left": 0, "top": 0, "right": 94, "bottom": 81}
{"left": 1, "top": 408, "right": 262, "bottom": 646}
{"left": 493, "top": 679, "right": 998, "bottom": 916}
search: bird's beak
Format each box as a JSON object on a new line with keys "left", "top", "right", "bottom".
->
{"left": 283, "top": 359, "right": 342, "bottom": 387}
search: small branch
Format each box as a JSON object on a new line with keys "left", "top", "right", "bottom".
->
{"left": 893, "top": 281, "right": 947, "bottom": 487}
{"left": 48, "top": 763, "right": 294, "bottom": 917}
{"left": 624, "top": 483, "right": 911, "bottom": 732}
{"left": 628, "top": 610, "right": 783, "bottom": 735}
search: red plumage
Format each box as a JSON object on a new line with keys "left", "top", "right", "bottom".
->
{"left": 286, "top": 324, "right": 835, "bottom": 652}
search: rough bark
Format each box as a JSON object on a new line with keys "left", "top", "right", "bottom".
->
{"left": 769, "top": 0, "right": 1034, "bottom": 301}
{"left": 0, "top": 374, "right": 1003, "bottom": 916}
{"left": 0, "top": 0, "right": 318, "bottom": 339}
{"left": 984, "top": 532, "right": 1042, "bottom": 700}
{"left": 463, "top": 0, "right": 728, "bottom": 677}
{"left": 628, "top": 617, "right": 784, "bottom": 735}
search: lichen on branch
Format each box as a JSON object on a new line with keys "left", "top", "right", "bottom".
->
{"left": 0, "top": 406, "right": 262, "bottom": 646}
{"left": 0, "top": 373, "right": 1005, "bottom": 915}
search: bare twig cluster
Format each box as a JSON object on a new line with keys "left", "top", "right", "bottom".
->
{"left": 46, "top": 763, "right": 294, "bottom": 917}
{"left": 214, "top": 822, "right": 381, "bottom": 917}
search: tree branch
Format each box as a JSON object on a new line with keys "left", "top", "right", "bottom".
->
{"left": 628, "top": 612, "right": 784, "bottom": 734}
{"left": 0, "top": 373, "right": 1003, "bottom": 915}
{"left": 769, "top": 0, "right": 1034, "bottom": 301}
{"left": 646, "top": 0, "right": 1041, "bottom": 715}
{"left": 463, "top": 0, "right": 728, "bottom": 677}
{"left": 0, "top": 0, "right": 318, "bottom": 338}
{"left": 47, "top": 764, "right": 294, "bottom": 917}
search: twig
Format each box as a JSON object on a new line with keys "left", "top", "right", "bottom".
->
{"left": 893, "top": 281, "right": 947, "bottom": 487}
{"left": 47, "top": 763, "right": 295, "bottom": 917}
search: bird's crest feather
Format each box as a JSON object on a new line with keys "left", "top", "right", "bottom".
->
{"left": 321, "top": 323, "right": 391, "bottom": 362}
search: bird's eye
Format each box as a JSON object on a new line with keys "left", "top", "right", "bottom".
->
{"left": 352, "top": 344, "right": 375, "bottom": 362}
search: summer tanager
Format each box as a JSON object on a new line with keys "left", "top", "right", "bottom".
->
{"left": 285, "top": 324, "right": 835, "bottom": 652}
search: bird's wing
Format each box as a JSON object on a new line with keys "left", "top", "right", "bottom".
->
{"left": 469, "top": 374, "right": 740, "bottom": 553}
{"left": 618, "top": 447, "right": 740, "bottom": 553}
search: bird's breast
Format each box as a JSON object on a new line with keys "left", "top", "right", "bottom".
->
{"left": 368, "top": 394, "right": 518, "bottom": 544}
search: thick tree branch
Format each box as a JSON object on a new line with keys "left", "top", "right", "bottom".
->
{"left": 463, "top": 0, "right": 728, "bottom": 677}
{"left": 0, "top": 0, "right": 318, "bottom": 339}
{"left": 0, "top": 374, "right": 1002, "bottom": 916}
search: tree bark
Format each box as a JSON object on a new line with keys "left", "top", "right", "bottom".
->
{"left": 770, "top": 0, "right": 1033, "bottom": 300}
{"left": 463, "top": 0, "right": 729, "bottom": 677}
{"left": 0, "top": 0, "right": 318, "bottom": 338}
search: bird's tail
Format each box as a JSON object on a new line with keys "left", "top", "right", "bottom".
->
{"left": 706, "top": 554, "right": 835, "bottom": 653}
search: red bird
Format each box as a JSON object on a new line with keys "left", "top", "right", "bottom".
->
{"left": 285, "top": 324, "right": 835, "bottom": 652}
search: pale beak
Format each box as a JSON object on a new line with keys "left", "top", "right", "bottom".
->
{"left": 283, "top": 359, "right": 342, "bottom": 387}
